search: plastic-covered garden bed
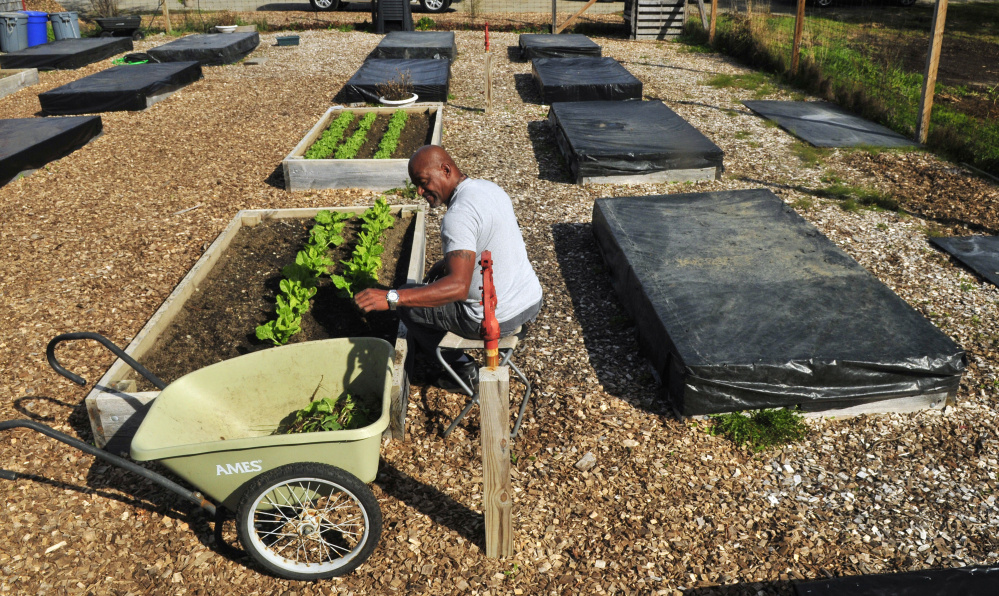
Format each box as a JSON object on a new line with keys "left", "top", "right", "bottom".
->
{"left": 0, "top": 116, "right": 102, "bottom": 186}
{"left": 283, "top": 103, "right": 443, "bottom": 191}
{"left": 531, "top": 57, "right": 641, "bottom": 104}
{"left": 146, "top": 32, "right": 259, "bottom": 66}
{"left": 0, "top": 38, "right": 132, "bottom": 70}
{"left": 38, "top": 62, "right": 203, "bottom": 114}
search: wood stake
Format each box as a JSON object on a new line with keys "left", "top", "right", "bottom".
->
{"left": 555, "top": 0, "right": 597, "bottom": 34}
{"left": 484, "top": 52, "right": 493, "bottom": 114}
{"left": 551, "top": 0, "right": 557, "bottom": 34}
{"left": 696, "top": 0, "right": 709, "bottom": 31}
{"left": 162, "top": 0, "right": 171, "bottom": 35}
{"left": 791, "top": 0, "right": 805, "bottom": 76}
{"left": 709, "top": 0, "right": 718, "bottom": 44}
{"left": 916, "top": 0, "right": 949, "bottom": 145}
{"left": 480, "top": 366, "right": 512, "bottom": 558}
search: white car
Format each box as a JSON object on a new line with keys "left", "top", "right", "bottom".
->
{"left": 309, "top": 0, "right": 453, "bottom": 13}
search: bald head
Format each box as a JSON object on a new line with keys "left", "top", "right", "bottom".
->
{"left": 408, "top": 145, "right": 465, "bottom": 208}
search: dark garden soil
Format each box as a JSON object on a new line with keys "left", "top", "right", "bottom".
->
{"left": 128, "top": 212, "right": 415, "bottom": 390}
{"left": 314, "top": 111, "right": 432, "bottom": 160}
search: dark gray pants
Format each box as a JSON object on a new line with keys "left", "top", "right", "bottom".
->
{"left": 398, "top": 292, "right": 542, "bottom": 366}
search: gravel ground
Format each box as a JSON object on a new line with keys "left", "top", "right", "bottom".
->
{"left": 2, "top": 27, "right": 999, "bottom": 596}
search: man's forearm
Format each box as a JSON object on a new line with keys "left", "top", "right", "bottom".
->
{"left": 397, "top": 276, "right": 468, "bottom": 308}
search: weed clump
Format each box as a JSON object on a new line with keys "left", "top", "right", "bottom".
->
{"left": 708, "top": 408, "right": 808, "bottom": 451}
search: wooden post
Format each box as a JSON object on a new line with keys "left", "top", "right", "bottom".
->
{"left": 480, "top": 366, "right": 512, "bottom": 558}
{"left": 551, "top": 0, "right": 557, "bottom": 34}
{"left": 696, "top": 0, "right": 709, "bottom": 31}
{"left": 484, "top": 52, "right": 493, "bottom": 114}
{"left": 916, "top": 0, "right": 949, "bottom": 145}
{"left": 162, "top": 0, "right": 172, "bottom": 34}
{"left": 791, "top": 0, "right": 805, "bottom": 76}
{"left": 555, "top": 0, "right": 597, "bottom": 34}
{"left": 709, "top": 0, "right": 718, "bottom": 44}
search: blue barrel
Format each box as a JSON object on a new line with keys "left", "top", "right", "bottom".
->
{"left": 0, "top": 12, "right": 28, "bottom": 53}
{"left": 49, "top": 12, "right": 80, "bottom": 40}
{"left": 22, "top": 10, "right": 47, "bottom": 47}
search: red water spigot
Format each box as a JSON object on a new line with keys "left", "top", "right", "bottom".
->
{"left": 480, "top": 251, "right": 500, "bottom": 368}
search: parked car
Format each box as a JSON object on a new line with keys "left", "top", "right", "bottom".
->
{"left": 309, "top": 0, "right": 453, "bottom": 13}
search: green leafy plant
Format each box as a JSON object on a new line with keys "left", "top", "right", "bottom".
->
{"left": 331, "top": 198, "right": 395, "bottom": 298}
{"left": 374, "top": 110, "right": 409, "bottom": 159}
{"left": 708, "top": 408, "right": 808, "bottom": 452}
{"left": 415, "top": 16, "right": 435, "bottom": 31}
{"left": 334, "top": 112, "right": 378, "bottom": 160}
{"left": 284, "top": 393, "right": 374, "bottom": 433}
{"left": 305, "top": 111, "right": 356, "bottom": 159}
{"left": 255, "top": 210, "right": 352, "bottom": 345}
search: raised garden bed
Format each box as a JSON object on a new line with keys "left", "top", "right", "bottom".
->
{"left": 0, "top": 116, "right": 103, "bottom": 186}
{"left": 343, "top": 58, "right": 450, "bottom": 104}
{"left": 592, "top": 189, "right": 966, "bottom": 417}
{"left": 38, "top": 62, "right": 203, "bottom": 115}
{"left": 0, "top": 68, "right": 39, "bottom": 100}
{"left": 531, "top": 56, "right": 642, "bottom": 104}
{"left": 0, "top": 38, "right": 133, "bottom": 71}
{"left": 283, "top": 103, "right": 443, "bottom": 191}
{"left": 146, "top": 32, "right": 260, "bottom": 66}
{"left": 370, "top": 31, "right": 457, "bottom": 61}
{"left": 85, "top": 204, "right": 426, "bottom": 453}
{"left": 548, "top": 100, "right": 723, "bottom": 184}
{"left": 518, "top": 33, "right": 601, "bottom": 60}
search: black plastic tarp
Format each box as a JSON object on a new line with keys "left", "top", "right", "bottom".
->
{"left": 532, "top": 57, "right": 641, "bottom": 104}
{"left": 548, "top": 100, "right": 724, "bottom": 180}
{"left": 931, "top": 236, "right": 999, "bottom": 287}
{"left": 343, "top": 58, "right": 450, "bottom": 103}
{"left": 369, "top": 31, "right": 457, "bottom": 60}
{"left": 0, "top": 38, "right": 132, "bottom": 70}
{"left": 39, "top": 62, "right": 203, "bottom": 115}
{"left": 591, "top": 189, "right": 965, "bottom": 416}
{"left": 519, "top": 33, "right": 601, "bottom": 59}
{"left": 146, "top": 32, "right": 259, "bottom": 66}
{"left": 794, "top": 565, "right": 999, "bottom": 596}
{"left": 0, "top": 116, "right": 102, "bottom": 186}
{"left": 743, "top": 100, "right": 918, "bottom": 148}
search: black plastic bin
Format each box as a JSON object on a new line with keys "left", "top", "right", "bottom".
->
{"left": 95, "top": 16, "right": 143, "bottom": 40}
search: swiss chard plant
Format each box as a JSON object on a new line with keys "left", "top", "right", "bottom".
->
{"left": 255, "top": 210, "right": 353, "bottom": 345}
{"left": 282, "top": 393, "right": 375, "bottom": 433}
{"left": 305, "top": 111, "right": 356, "bottom": 160}
{"left": 373, "top": 110, "right": 409, "bottom": 159}
{"left": 334, "top": 112, "right": 378, "bottom": 160}
{"left": 331, "top": 198, "right": 395, "bottom": 298}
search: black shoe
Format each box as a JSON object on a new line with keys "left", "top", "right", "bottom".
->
{"left": 435, "top": 361, "right": 479, "bottom": 394}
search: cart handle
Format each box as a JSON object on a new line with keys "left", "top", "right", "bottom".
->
{"left": 0, "top": 419, "right": 216, "bottom": 516}
{"left": 46, "top": 332, "right": 168, "bottom": 390}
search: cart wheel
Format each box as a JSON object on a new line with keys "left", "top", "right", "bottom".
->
{"left": 132, "top": 30, "right": 145, "bottom": 41}
{"left": 236, "top": 463, "right": 381, "bottom": 580}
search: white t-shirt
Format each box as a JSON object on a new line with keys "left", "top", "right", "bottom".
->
{"left": 440, "top": 178, "right": 543, "bottom": 322}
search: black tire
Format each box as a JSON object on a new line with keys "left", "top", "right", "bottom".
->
{"left": 420, "top": 0, "right": 450, "bottom": 13}
{"left": 813, "top": 0, "right": 833, "bottom": 6}
{"left": 236, "top": 462, "right": 382, "bottom": 580}
{"left": 309, "top": 0, "right": 342, "bottom": 11}
{"left": 132, "top": 30, "right": 145, "bottom": 41}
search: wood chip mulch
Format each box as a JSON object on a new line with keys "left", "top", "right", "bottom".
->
{"left": 1, "top": 26, "right": 999, "bottom": 596}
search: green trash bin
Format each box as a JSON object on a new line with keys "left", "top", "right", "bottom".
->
{"left": 49, "top": 12, "right": 80, "bottom": 41}
{"left": 0, "top": 11, "right": 28, "bottom": 53}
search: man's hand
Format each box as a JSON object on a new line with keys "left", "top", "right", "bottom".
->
{"left": 354, "top": 288, "right": 389, "bottom": 314}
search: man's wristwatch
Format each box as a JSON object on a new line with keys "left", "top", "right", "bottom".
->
{"left": 386, "top": 289, "right": 400, "bottom": 310}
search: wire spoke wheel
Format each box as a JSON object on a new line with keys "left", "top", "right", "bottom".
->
{"left": 237, "top": 463, "right": 381, "bottom": 580}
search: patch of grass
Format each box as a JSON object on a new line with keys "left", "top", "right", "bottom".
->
{"left": 708, "top": 408, "right": 808, "bottom": 452}
{"left": 791, "top": 197, "right": 813, "bottom": 210}
{"left": 876, "top": 223, "right": 889, "bottom": 231}
{"left": 960, "top": 281, "right": 976, "bottom": 292}
{"left": 734, "top": 130, "right": 752, "bottom": 140}
{"left": 704, "top": 72, "right": 777, "bottom": 98}
{"left": 790, "top": 143, "right": 829, "bottom": 168}
{"left": 415, "top": 16, "right": 435, "bottom": 31}
{"left": 815, "top": 182, "right": 899, "bottom": 212}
